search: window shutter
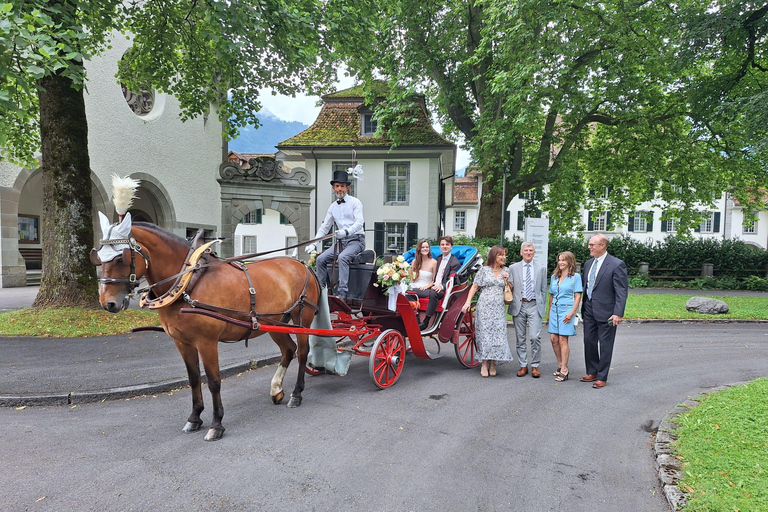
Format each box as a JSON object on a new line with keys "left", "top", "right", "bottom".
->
{"left": 627, "top": 215, "right": 635, "bottom": 232}
{"left": 374, "top": 222, "right": 385, "bottom": 257}
{"left": 714, "top": 212, "right": 721, "bottom": 233}
{"left": 406, "top": 223, "right": 418, "bottom": 250}
{"left": 256, "top": 209, "right": 263, "bottom": 224}
{"left": 587, "top": 211, "right": 594, "bottom": 231}
{"left": 694, "top": 221, "right": 701, "bottom": 232}
{"left": 606, "top": 212, "right": 613, "bottom": 230}
{"left": 504, "top": 211, "right": 510, "bottom": 230}
{"left": 517, "top": 211, "right": 524, "bottom": 231}
{"left": 661, "top": 219, "right": 668, "bottom": 232}
{"left": 647, "top": 213, "right": 654, "bottom": 232}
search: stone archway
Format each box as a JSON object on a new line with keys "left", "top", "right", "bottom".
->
{"left": 0, "top": 167, "right": 112, "bottom": 287}
{"left": 218, "top": 157, "right": 313, "bottom": 258}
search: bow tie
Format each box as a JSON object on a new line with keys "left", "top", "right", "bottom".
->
{"left": 336, "top": 198, "right": 345, "bottom": 204}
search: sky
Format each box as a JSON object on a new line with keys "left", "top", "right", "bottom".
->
{"left": 257, "top": 81, "right": 472, "bottom": 172}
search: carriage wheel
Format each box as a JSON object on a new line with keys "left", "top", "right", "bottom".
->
{"left": 454, "top": 310, "right": 480, "bottom": 368}
{"left": 369, "top": 329, "right": 406, "bottom": 389}
{"left": 305, "top": 365, "right": 323, "bottom": 376}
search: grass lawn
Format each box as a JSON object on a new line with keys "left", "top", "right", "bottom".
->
{"left": 3, "top": 292, "right": 766, "bottom": 337}
{"left": 673, "top": 378, "right": 768, "bottom": 511}
{"left": 625, "top": 295, "right": 768, "bottom": 320}
{"left": 0, "top": 308, "right": 160, "bottom": 337}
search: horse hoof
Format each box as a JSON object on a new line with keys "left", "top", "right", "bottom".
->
{"left": 287, "top": 394, "right": 302, "bottom": 408}
{"left": 204, "top": 427, "right": 225, "bottom": 441}
{"left": 182, "top": 420, "right": 203, "bottom": 433}
{"left": 272, "top": 390, "right": 285, "bottom": 404}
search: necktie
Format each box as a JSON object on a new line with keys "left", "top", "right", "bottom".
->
{"left": 336, "top": 198, "right": 345, "bottom": 204}
{"left": 587, "top": 259, "right": 598, "bottom": 299}
{"left": 524, "top": 264, "right": 533, "bottom": 299}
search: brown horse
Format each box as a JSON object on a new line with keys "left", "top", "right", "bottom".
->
{"left": 92, "top": 213, "right": 319, "bottom": 441}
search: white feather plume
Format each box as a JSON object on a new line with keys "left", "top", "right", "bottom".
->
{"left": 111, "top": 174, "right": 140, "bottom": 215}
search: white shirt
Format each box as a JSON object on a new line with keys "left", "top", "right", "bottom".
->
{"left": 522, "top": 261, "right": 535, "bottom": 299}
{"left": 588, "top": 252, "right": 608, "bottom": 288}
{"left": 434, "top": 255, "right": 450, "bottom": 287}
{"left": 314, "top": 194, "right": 365, "bottom": 238}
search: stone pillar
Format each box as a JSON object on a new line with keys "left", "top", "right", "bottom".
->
{"left": 0, "top": 186, "right": 27, "bottom": 287}
{"left": 701, "top": 263, "right": 714, "bottom": 277}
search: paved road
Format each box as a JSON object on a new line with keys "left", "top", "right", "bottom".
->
{"left": 2, "top": 323, "right": 767, "bottom": 512}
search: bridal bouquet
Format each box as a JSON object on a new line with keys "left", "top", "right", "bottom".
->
{"left": 375, "top": 256, "right": 412, "bottom": 292}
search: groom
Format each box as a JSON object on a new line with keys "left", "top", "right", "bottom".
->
{"left": 419, "top": 236, "right": 461, "bottom": 331}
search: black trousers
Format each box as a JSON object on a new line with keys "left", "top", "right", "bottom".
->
{"left": 582, "top": 299, "right": 618, "bottom": 381}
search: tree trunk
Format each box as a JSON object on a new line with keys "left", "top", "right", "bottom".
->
{"left": 474, "top": 173, "right": 504, "bottom": 239}
{"left": 32, "top": 69, "right": 99, "bottom": 309}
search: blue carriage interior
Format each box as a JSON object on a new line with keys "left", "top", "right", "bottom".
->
{"left": 402, "top": 245, "right": 481, "bottom": 285}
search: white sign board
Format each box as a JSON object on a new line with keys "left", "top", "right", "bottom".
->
{"left": 524, "top": 218, "right": 549, "bottom": 272}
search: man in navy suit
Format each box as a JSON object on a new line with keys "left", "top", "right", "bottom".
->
{"left": 419, "top": 236, "right": 461, "bottom": 331}
{"left": 580, "top": 234, "right": 628, "bottom": 389}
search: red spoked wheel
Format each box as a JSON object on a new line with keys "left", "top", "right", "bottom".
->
{"left": 304, "top": 365, "right": 323, "bottom": 376}
{"left": 454, "top": 310, "right": 480, "bottom": 368}
{"left": 369, "top": 329, "right": 406, "bottom": 389}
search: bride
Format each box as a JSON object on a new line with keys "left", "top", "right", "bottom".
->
{"left": 410, "top": 239, "right": 437, "bottom": 291}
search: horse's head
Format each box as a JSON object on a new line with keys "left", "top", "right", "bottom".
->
{"left": 91, "top": 211, "right": 149, "bottom": 313}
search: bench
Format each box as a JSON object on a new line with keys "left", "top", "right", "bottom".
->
{"left": 19, "top": 247, "right": 42, "bottom": 270}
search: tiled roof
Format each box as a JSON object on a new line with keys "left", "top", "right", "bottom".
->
{"left": 454, "top": 176, "right": 479, "bottom": 204}
{"left": 279, "top": 85, "right": 454, "bottom": 148}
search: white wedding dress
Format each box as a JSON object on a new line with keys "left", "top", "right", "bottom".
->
{"left": 410, "top": 270, "right": 434, "bottom": 290}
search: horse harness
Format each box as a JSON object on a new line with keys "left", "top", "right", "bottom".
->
{"left": 131, "top": 241, "right": 319, "bottom": 344}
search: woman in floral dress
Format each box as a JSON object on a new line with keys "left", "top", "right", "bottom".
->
{"left": 461, "top": 245, "right": 515, "bottom": 377}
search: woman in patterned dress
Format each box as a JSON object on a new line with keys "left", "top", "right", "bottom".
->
{"left": 461, "top": 245, "right": 515, "bottom": 377}
{"left": 547, "top": 251, "right": 583, "bottom": 382}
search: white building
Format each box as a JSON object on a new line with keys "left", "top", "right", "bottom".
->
{"left": 275, "top": 84, "right": 456, "bottom": 257}
{"left": 1, "top": 35, "right": 224, "bottom": 287}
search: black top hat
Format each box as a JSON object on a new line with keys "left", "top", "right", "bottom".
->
{"left": 330, "top": 170, "right": 351, "bottom": 185}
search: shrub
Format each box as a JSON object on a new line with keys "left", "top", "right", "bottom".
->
{"left": 629, "top": 273, "right": 653, "bottom": 288}
{"left": 715, "top": 275, "right": 743, "bottom": 290}
{"left": 743, "top": 275, "right": 768, "bottom": 291}
{"left": 690, "top": 277, "right": 717, "bottom": 290}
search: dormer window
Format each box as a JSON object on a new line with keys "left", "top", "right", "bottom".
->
{"left": 361, "top": 112, "right": 377, "bottom": 136}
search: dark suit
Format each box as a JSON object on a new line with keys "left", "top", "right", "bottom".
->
{"left": 581, "top": 253, "right": 629, "bottom": 381}
{"left": 418, "top": 253, "right": 461, "bottom": 317}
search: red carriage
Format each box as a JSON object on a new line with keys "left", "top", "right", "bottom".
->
{"left": 301, "top": 245, "right": 483, "bottom": 388}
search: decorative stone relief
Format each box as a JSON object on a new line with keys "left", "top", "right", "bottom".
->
{"left": 219, "top": 158, "right": 311, "bottom": 185}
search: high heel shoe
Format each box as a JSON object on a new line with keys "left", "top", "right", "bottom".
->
{"left": 553, "top": 367, "right": 561, "bottom": 376}
{"left": 555, "top": 370, "right": 569, "bottom": 382}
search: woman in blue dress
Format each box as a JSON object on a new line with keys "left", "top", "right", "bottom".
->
{"left": 547, "top": 251, "right": 582, "bottom": 382}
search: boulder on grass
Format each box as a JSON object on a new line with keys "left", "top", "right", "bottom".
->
{"left": 685, "top": 297, "right": 729, "bottom": 315}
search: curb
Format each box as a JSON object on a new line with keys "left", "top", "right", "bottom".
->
{"left": 0, "top": 354, "right": 283, "bottom": 408}
{"left": 653, "top": 383, "right": 741, "bottom": 511}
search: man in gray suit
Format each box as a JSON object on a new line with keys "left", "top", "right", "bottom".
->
{"left": 579, "top": 233, "right": 629, "bottom": 389}
{"left": 507, "top": 242, "right": 548, "bottom": 378}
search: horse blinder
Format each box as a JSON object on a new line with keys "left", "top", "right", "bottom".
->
{"left": 90, "top": 248, "right": 102, "bottom": 266}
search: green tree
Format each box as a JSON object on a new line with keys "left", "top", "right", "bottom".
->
{"left": 1, "top": 0, "right": 329, "bottom": 307}
{"left": 325, "top": 0, "right": 767, "bottom": 238}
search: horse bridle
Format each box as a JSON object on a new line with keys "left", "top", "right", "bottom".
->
{"left": 90, "top": 236, "right": 150, "bottom": 296}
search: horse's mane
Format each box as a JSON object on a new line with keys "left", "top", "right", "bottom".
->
{"left": 132, "top": 221, "right": 191, "bottom": 248}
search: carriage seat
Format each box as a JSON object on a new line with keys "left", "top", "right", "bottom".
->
{"left": 351, "top": 249, "right": 376, "bottom": 264}
{"left": 402, "top": 245, "right": 481, "bottom": 286}
{"left": 402, "top": 245, "right": 481, "bottom": 312}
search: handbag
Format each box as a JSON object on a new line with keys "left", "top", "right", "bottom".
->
{"left": 503, "top": 282, "right": 513, "bottom": 305}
